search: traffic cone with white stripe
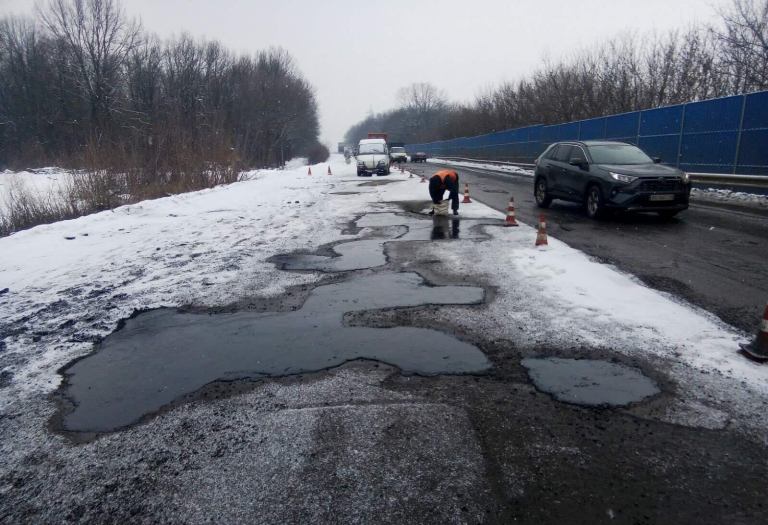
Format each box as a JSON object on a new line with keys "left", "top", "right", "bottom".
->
{"left": 505, "top": 197, "right": 518, "bottom": 226}
{"left": 535, "top": 214, "right": 548, "bottom": 246}
{"left": 740, "top": 302, "right": 768, "bottom": 362}
{"left": 462, "top": 183, "right": 472, "bottom": 203}
{"left": 307, "top": 167, "right": 312, "bottom": 176}
{"left": 327, "top": 165, "right": 332, "bottom": 176}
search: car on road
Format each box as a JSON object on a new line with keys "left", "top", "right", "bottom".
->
{"left": 411, "top": 151, "right": 428, "bottom": 163}
{"left": 533, "top": 141, "right": 691, "bottom": 219}
{"left": 356, "top": 138, "right": 390, "bottom": 176}
{"left": 389, "top": 147, "right": 408, "bottom": 164}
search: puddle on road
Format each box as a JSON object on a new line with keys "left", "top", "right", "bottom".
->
{"left": 357, "top": 179, "right": 402, "bottom": 186}
{"left": 521, "top": 358, "right": 660, "bottom": 406}
{"left": 270, "top": 213, "right": 491, "bottom": 272}
{"left": 271, "top": 239, "right": 388, "bottom": 271}
{"left": 59, "top": 273, "right": 488, "bottom": 432}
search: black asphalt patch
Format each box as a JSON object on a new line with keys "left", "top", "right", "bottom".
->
{"left": 521, "top": 357, "right": 660, "bottom": 406}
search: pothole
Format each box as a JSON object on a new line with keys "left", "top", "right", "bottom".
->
{"left": 270, "top": 239, "right": 387, "bottom": 271}
{"left": 358, "top": 179, "right": 402, "bottom": 186}
{"left": 56, "top": 273, "right": 489, "bottom": 433}
{"left": 269, "top": 213, "right": 492, "bottom": 272}
{"left": 521, "top": 357, "right": 660, "bottom": 407}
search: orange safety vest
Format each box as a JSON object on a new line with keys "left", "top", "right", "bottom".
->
{"left": 433, "top": 170, "right": 458, "bottom": 184}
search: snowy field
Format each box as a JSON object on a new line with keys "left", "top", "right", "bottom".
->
{"left": 1, "top": 153, "right": 767, "bottom": 453}
{"left": 0, "top": 168, "right": 73, "bottom": 213}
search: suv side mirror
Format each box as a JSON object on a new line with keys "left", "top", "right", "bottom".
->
{"left": 569, "top": 157, "right": 588, "bottom": 170}
{"left": 653, "top": 157, "right": 662, "bottom": 164}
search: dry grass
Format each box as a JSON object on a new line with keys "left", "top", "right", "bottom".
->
{"left": 1, "top": 142, "right": 242, "bottom": 237}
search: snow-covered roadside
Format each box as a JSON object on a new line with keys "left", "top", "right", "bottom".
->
{"left": 0, "top": 168, "right": 73, "bottom": 214}
{"left": 691, "top": 187, "right": 768, "bottom": 209}
{"left": 0, "top": 155, "right": 373, "bottom": 402}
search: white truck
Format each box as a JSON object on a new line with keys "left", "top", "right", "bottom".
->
{"left": 356, "top": 138, "right": 390, "bottom": 176}
{"left": 389, "top": 146, "right": 408, "bottom": 164}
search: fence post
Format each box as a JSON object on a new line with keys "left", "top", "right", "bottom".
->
{"left": 676, "top": 104, "right": 687, "bottom": 169}
{"left": 733, "top": 94, "right": 747, "bottom": 174}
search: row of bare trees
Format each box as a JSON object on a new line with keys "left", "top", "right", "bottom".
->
{"left": 0, "top": 0, "right": 323, "bottom": 172}
{"left": 345, "top": 0, "right": 768, "bottom": 145}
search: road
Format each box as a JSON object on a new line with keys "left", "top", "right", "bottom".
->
{"left": 405, "top": 161, "right": 768, "bottom": 333}
{"left": 2, "top": 158, "right": 768, "bottom": 523}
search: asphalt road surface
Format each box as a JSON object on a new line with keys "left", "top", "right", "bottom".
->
{"left": 406, "top": 161, "right": 768, "bottom": 334}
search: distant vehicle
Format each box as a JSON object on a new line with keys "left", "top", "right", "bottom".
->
{"left": 367, "top": 132, "right": 388, "bottom": 141}
{"left": 411, "top": 152, "right": 428, "bottom": 163}
{"left": 337, "top": 142, "right": 346, "bottom": 154}
{"left": 389, "top": 147, "right": 407, "bottom": 163}
{"left": 356, "top": 138, "right": 390, "bottom": 176}
{"left": 533, "top": 141, "right": 691, "bottom": 219}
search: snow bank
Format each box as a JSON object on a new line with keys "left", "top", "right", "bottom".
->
{"left": 691, "top": 187, "right": 768, "bottom": 209}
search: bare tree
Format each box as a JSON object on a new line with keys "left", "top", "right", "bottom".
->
{"left": 38, "top": 0, "right": 141, "bottom": 134}
{"left": 712, "top": 0, "right": 768, "bottom": 92}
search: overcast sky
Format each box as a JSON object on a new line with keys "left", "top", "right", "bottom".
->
{"left": 1, "top": 0, "right": 730, "bottom": 144}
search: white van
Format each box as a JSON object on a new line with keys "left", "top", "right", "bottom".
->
{"left": 356, "top": 138, "right": 390, "bottom": 176}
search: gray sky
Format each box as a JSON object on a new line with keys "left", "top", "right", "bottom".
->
{"left": 1, "top": 0, "right": 729, "bottom": 144}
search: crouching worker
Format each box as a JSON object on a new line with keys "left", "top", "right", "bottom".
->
{"left": 428, "top": 169, "right": 460, "bottom": 216}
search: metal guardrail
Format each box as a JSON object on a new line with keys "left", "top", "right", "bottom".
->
{"left": 431, "top": 156, "right": 768, "bottom": 188}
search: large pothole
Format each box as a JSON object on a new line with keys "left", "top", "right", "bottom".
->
{"left": 57, "top": 273, "right": 488, "bottom": 433}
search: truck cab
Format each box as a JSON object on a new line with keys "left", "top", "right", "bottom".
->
{"left": 356, "top": 138, "right": 390, "bottom": 176}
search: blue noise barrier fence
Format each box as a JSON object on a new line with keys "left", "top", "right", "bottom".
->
{"left": 407, "top": 90, "right": 768, "bottom": 175}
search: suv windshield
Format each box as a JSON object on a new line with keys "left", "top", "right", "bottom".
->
{"left": 391, "top": 147, "right": 405, "bottom": 153}
{"left": 359, "top": 144, "right": 385, "bottom": 154}
{"left": 588, "top": 144, "right": 653, "bottom": 165}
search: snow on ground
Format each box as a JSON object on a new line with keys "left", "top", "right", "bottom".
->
{"left": 691, "top": 187, "right": 768, "bottom": 208}
{"left": 0, "top": 168, "right": 73, "bottom": 213}
{"left": 1, "top": 153, "right": 767, "bottom": 444}
{"left": 427, "top": 157, "right": 534, "bottom": 177}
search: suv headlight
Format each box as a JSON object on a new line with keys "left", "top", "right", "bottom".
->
{"left": 377, "top": 160, "right": 386, "bottom": 165}
{"left": 680, "top": 171, "right": 690, "bottom": 184}
{"left": 357, "top": 160, "right": 365, "bottom": 166}
{"left": 610, "top": 172, "right": 637, "bottom": 184}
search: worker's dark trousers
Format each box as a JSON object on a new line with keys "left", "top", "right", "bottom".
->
{"left": 429, "top": 179, "right": 460, "bottom": 211}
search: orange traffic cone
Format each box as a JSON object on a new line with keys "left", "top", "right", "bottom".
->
{"left": 462, "top": 183, "right": 472, "bottom": 203}
{"left": 535, "top": 214, "right": 548, "bottom": 246}
{"left": 307, "top": 167, "right": 312, "bottom": 176}
{"left": 505, "top": 197, "right": 518, "bottom": 227}
{"left": 327, "top": 165, "right": 332, "bottom": 176}
{"left": 740, "top": 302, "right": 768, "bottom": 362}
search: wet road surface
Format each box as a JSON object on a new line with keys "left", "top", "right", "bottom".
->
{"left": 406, "top": 161, "right": 768, "bottom": 333}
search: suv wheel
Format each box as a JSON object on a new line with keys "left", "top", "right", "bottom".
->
{"left": 585, "top": 185, "right": 604, "bottom": 219}
{"left": 534, "top": 177, "right": 552, "bottom": 208}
